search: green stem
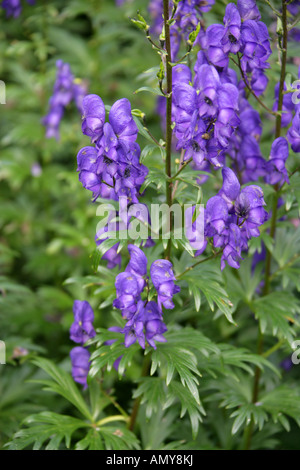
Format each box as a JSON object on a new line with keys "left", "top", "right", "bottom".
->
{"left": 176, "top": 251, "right": 223, "bottom": 280}
{"left": 233, "top": 55, "right": 278, "bottom": 117}
{"left": 96, "top": 415, "right": 128, "bottom": 426}
{"left": 244, "top": 0, "right": 288, "bottom": 450}
{"left": 163, "top": 0, "right": 173, "bottom": 261}
{"left": 128, "top": 354, "right": 151, "bottom": 431}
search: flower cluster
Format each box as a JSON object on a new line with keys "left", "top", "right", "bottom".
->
{"left": 1, "top": 0, "right": 34, "bottom": 17}
{"left": 42, "top": 60, "right": 87, "bottom": 140}
{"left": 69, "top": 300, "right": 96, "bottom": 389}
{"left": 191, "top": 167, "right": 268, "bottom": 270}
{"left": 203, "top": 1, "right": 271, "bottom": 95}
{"left": 77, "top": 95, "right": 148, "bottom": 202}
{"left": 149, "top": 0, "right": 215, "bottom": 59}
{"left": 172, "top": 60, "right": 240, "bottom": 170}
{"left": 112, "top": 245, "right": 180, "bottom": 349}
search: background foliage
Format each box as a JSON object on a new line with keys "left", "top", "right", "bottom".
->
{"left": 1, "top": 0, "right": 300, "bottom": 450}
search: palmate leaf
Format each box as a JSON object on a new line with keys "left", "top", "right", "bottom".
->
{"left": 75, "top": 429, "right": 104, "bottom": 450}
{"left": 99, "top": 427, "right": 140, "bottom": 450}
{"left": 198, "top": 344, "right": 279, "bottom": 381}
{"left": 151, "top": 343, "right": 201, "bottom": 405}
{"left": 252, "top": 292, "right": 300, "bottom": 343}
{"left": 132, "top": 377, "right": 167, "bottom": 419}
{"left": 31, "top": 357, "right": 92, "bottom": 421}
{"left": 89, "top": 330, "right": 141, "bottom": 378}
{"left": 182, "top": 263, "right": 235, "bottom": 324}
{"left": 6, "top": 412, "right": 87, "bottom": 450}
{"left": 164, "top": 381, "right": 205, "bottom": 439}
{"left": 75, "top": 427, "right": 140, "bottom": 451}
{"left": 260, "top": 386, "right": 300, "bottom": 428}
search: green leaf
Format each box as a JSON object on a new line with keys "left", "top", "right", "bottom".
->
{"left": 164, "top": 381, "right": 205, "bottom": 439}
{"left": 31, "top": 357, "right": 93, "bottom": 421}
{"left": 6, "top": 412, "right": 87, "bottom": 450}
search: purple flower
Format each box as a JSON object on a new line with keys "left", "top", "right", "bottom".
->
{"left": 82, "top": 94, "right": 106, "bottom": 143}
{"left": 109, "top": 98, "right": 138, "bottom": 143}
{"left": 273, "top": 83, "right": 296, "bottom": 127}
{"left": 237, "top": 0, "right": 261, "bottom": 21}
{"left": 70, "top": 347, "right": 90, "bottom": 389}
{"left": 205, "top": 196, "right": 229, "bottom": 242}
{"left": 42, "top": 60, "right": 87, "bottom": 140}
{"left": 113, "top": 272, "right": 142, "bottom": 319}
{"left": 77, "top": 94, "right": 147, "bottom": 204}
{"left": 125, "top": 244, "right": 148, "bottom": 291}
{"left": 143, "top": 301, "right": 167, "bottom": 349}
{"left": 122, "top": 300, "right": 167, "bottom": 350}
{"left": 240, "top": 20, "right": 271, "bottom": 73}
{"left": 265, "top": 137, "right": 290, "bottom": 186}
{"left": 287, "top": 111, "right": 300, "bottom": 153}
{"left": 70, "top": 300, "right": 96, "bottom": 345}
{"left": 150, "top": 260, "right": 180, "bottom": 312}
{"left": 221, "top": 223, "right": 243, "bottom": 270}
{"left": 2, "top": 0, "right": 21, "bottom": 17}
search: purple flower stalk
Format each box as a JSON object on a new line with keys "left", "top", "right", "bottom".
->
{"left": 70, "top": 347, "right": 90, "bottom": 389}
{"left": 42, "top": 60, "right": 87, "bottom": 140}
{"left": 69, "top": 300, "right": 96, "bottom": 345}
{"left": 77, "top": 94, "right": 148, "bottom": 203}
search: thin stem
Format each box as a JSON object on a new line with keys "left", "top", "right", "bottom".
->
{"left": 264, "top": 0, "right": 282, "bottom": 16}
{"left": 128, "top": 354, "right": 151, "bottom": 431}
{"left": 244, "top": 0, "right": 288, "bottom": 450}
{"left": 172, "top": 150, "right": 186, "bottom": 200}
{"left": 287, "top": 13, "right": 300, "bottom": 31}
{"left": 171, "top": 156, "right": 192, "bottom": 181}
{"left": 163, "top": 0, "right": 173, "bottom": 261}
{"left": 100, "top": 387, "right": 129, "bottom": 419}
{"left": 233, "top": 55, "right": 278, "bottom": 117}
{"left": 262, "top": 339, "right": 286, "bottom": 358}
{"left": 176, "top": 250, "right": 223, "bottom": 280}
{"left": 96, "top": 415, "right": 128, "bottom": 427}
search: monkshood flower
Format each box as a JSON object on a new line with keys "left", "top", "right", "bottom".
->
{"left": 42, "top": 60, "right": 87, "bottom": 140}
{"left": 81, "top": 95, "right": 106, "bottom": 143}
{"left": 185, "top": 205, "right": 207, "bottom": 256}
{"left": 95, "top": 212, "right": 122, "bottom": 269}
{"left": 273, "top": 83, "right": 297, "bottom": 127}
{"left": 77, "top": 95, "right": 147, "bottom": 203}
{"left": 122, "top": 300, "right": 167, "bottom": 349}
{"left": 220, "top": 223, "right": 243, "bottom": 271}
{"left": 70, "top": 347, "right": 90, "bottom": 389}
{"left": 125, "top": 244, "right": 148, "bottom": 292}
{"left": 237, "top": 0, "right": 261, "bottom": 21}
{"left": 1, "top": 0, "right": 34, "bottom": 17}
{"left": 206, "top": 3, "right": 241, "bottom": 68}
{"left": 288, "top": 111, "right": 300, "bottom": 153}
{"left": 112, "top": 246, "right": 178, "bottom": 348}
{"left": 240, "top": 20, "right": 271, "bottom": 73}
{"left": 265, "top": 137, "right": 290, "bottom": 186}
{"left": 203, "top": 167, "right": 268, "bottom": 270}
{"left": 113, "top": 272, "right": 143, "bottom": 319}
{"left": 172, "top": 64, "right": 239, "bottom": 168}
{"left": 150, "top": 260, "right": 180, "bottom": 312}
{"left": 148, "top": 0, "right": 215, "bottom": 58}
{"left": 69, "top": 300, "right": 96, "bottom": 345}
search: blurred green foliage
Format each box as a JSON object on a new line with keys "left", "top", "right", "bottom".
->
{"left": 1, "top": 0, "right": 300, "bottom": 450}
